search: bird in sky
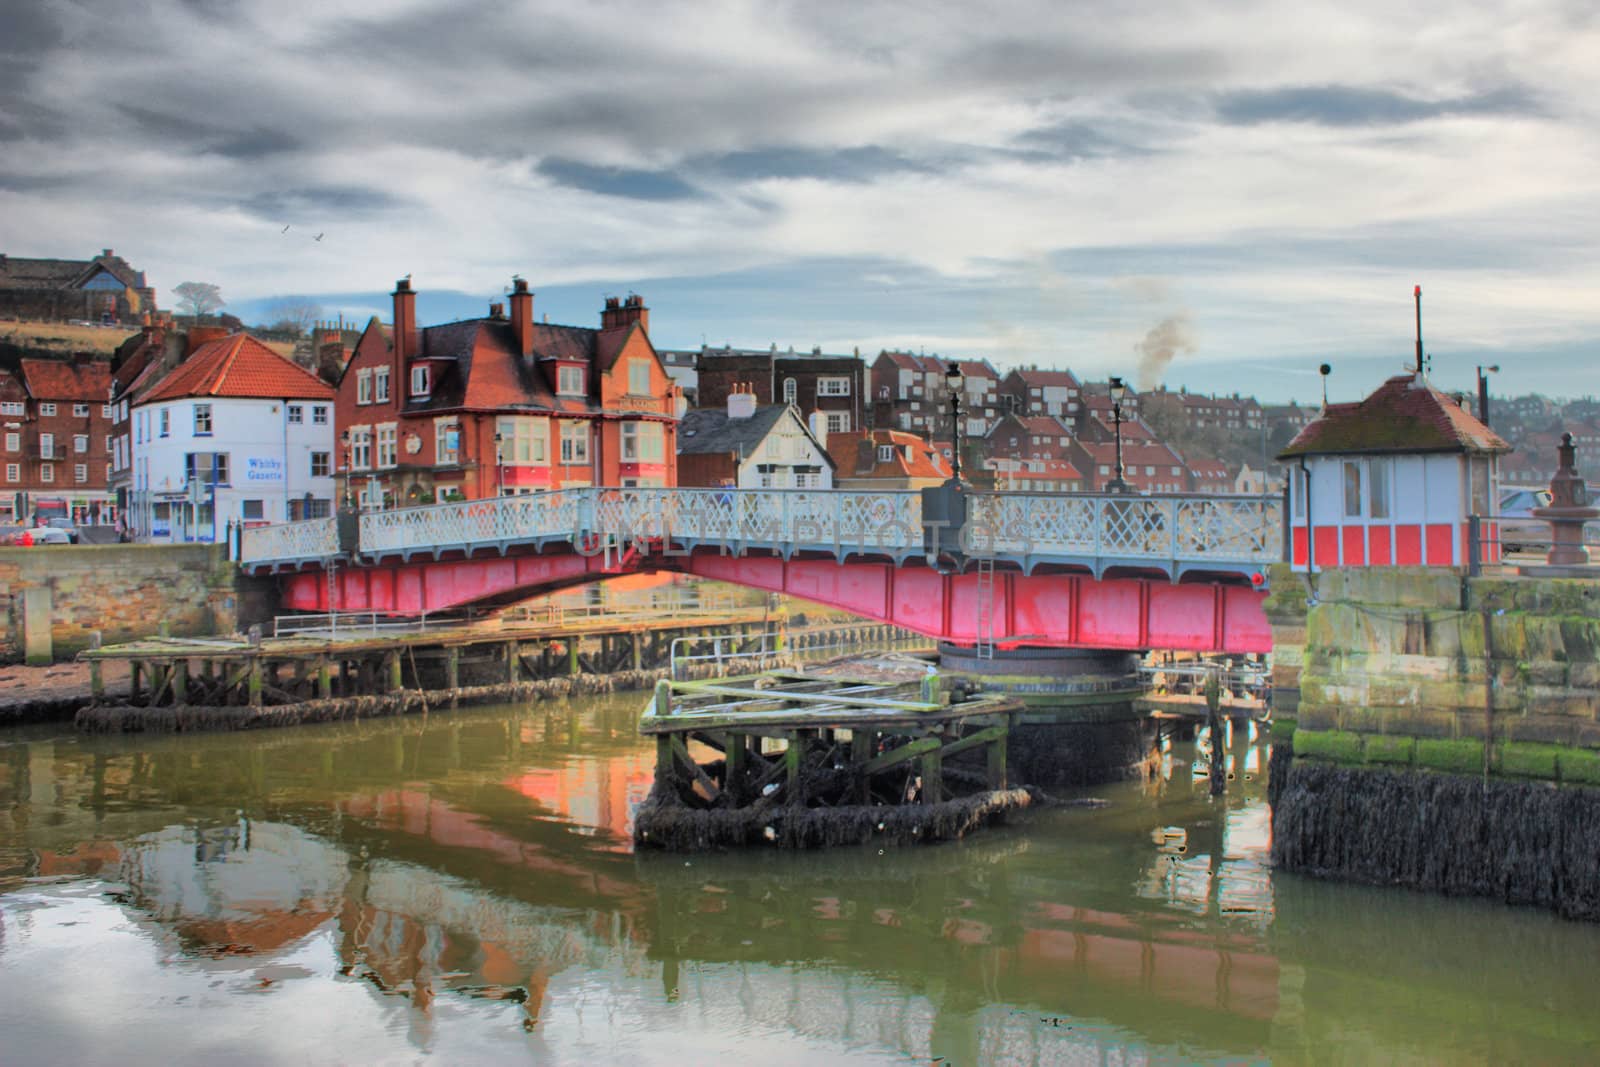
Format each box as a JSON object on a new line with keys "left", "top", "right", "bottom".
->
{"left": 280, "top": 224, "right": 290, "bottom": 234}
{"left": 313, "top": 233, "right": 325, "bottom": 242}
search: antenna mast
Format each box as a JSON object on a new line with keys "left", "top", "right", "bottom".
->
{"left": 1414, "top": 285, "right": 1424, "bottom": 374}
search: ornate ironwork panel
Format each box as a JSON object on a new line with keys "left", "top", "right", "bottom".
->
{"left": 239, "top": 517, "right": 338, "bottom": 564}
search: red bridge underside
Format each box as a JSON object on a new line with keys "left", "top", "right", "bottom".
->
{"left": 280, "top": 546, "right": 1271, "bottom": 654}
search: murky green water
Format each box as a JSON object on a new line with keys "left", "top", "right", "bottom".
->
{"left": 3, "top": 696, "right": 1598, "bottom": 1065}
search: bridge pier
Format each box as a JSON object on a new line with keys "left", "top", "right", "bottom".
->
{"left": 936, "top": 643, "right": 1159, "bottom": 786}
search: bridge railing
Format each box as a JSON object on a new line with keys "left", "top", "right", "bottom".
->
{"left": 967, "top": 492, "right": 1282, "bottom": 565}
{"left": 358, "top": 490, "right": 585, "bottom": 556}
{"left": 239, "top": 516, "right": 339, "bottom": 564}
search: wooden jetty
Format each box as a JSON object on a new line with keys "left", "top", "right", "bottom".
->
{"left": 633, "top": 656, "right": 1030, "bottom": 850}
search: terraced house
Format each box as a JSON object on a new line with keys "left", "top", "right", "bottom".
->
{"left": 335, "top": 279, "right": 679, "bottom": 508}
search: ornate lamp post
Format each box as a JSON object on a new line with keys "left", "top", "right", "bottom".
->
{"left": 944, "top": 365, "right": 965, "bottom": 482}
{"left": 1107, "top": 376, "right": 1129, "bottom": 493}
{"left": 1477, "top": 364, "right": 1499, "bottom": 427}
{"left": 493, "top": 431, "right": 505, "bottom": 496}
{"left": 339, "top": 430, "right": 353, "bottom": 509}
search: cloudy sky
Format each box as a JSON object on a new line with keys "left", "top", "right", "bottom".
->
{"left": 2, "top": 0, "right": 1596, "bottom": 401}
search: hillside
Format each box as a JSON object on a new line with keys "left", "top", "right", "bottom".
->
{"left": 0, "top": 319, "right": 297, "bottom": 369}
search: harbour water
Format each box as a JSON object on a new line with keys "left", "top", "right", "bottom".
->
{"left": 3, "top": 695, "right": 1598, "bottom": 1065}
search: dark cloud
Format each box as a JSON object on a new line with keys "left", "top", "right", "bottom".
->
{"left": 0, "top": 1, "right": 65, "bottom": 100}
{"left": 117, "top": 106, "right": 301, "bottom": 159}
{"left": 954, "top": 36, "right": 1224, "bottom": 90}
{"left": 689, "top": 145, "right": 931, "bottom": 183}
{"left": 1015, "top": 120, "right": 1150, "bottom": 162}
{"left": 1214, "top": 84, "right": 1541, "bottom": 126}
{"left": 535, "top": 158, "right": 701, "bottom": 201}
{"left": 237, "top": 185, "right": 404, "bottom": 222}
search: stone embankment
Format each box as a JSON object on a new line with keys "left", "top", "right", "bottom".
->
{"left": 1267, "top": 564, "right": 1600, "bottom": 920}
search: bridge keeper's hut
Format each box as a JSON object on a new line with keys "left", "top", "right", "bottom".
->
{"left": 1279, "top": 370, "right": 1510, "bottom": 572}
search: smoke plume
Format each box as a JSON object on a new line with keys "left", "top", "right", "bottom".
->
{"left": 1133, "top": 314, "right": 1195, "bottom": 390}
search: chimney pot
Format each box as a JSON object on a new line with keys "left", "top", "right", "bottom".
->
{"left": 489, "top": 302, "right": 505, "bottom": 319}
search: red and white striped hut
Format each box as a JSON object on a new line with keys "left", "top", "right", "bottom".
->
{"left": 1279, "top": 371, "right": 1510, "bottom": 571}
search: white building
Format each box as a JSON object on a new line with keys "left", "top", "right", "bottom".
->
{"left": 1279, "top": 371, "right": 1510, "bottom": 571}
{"left": 128, "top": 334, "right": 337, "bottom": 542}
{"left": 677, "top": 392, "right": 834, "bottom": 489}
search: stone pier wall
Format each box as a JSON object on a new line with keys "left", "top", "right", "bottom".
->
{"left": 1270, "top": 566, "right": 1600, "bottom": 918}
{"left": 0, "top": 545, "right": 279, "bottom": 664}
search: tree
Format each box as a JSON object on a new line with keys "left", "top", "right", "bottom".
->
{"left": 173, "top": 281, "right": 225, "bottom": 320}
{"left": 262, "top": 297, "right": 323, "bottom": 339}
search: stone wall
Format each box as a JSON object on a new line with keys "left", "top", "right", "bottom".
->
{"left": 0, "top": 545, "right": 278, "bottom": 663}
{"left": 1272, "top": 565, "right": 1600, "bottom": 919}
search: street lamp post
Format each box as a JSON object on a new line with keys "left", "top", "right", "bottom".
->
{"left": 493, "top": 432, "right": 505, "bottom": 496}
{"left": 1107, "top": 376, "right": 1129, "bottom": 493}
{"left": 944, "top": 366, "right": 965, "bottom": 482}
{"left": 1477, "top": 364, "right": 1499, "bottom": 428}
{"left": 339, "top": 430, "right": 353, "bottom": 509}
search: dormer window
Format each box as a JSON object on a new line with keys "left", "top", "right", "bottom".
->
{"left": 558, "top": 366, "right": 584, "bottom": 396}
{"left": 411, "top": 364, "right": 431, "bottom": 397}
{"left": 877, "top": 444, "right": 894, "bottom": 463}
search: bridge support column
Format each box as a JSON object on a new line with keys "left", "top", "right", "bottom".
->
{"left": 938, "top": 643, "right": 1156, "bottom": 786}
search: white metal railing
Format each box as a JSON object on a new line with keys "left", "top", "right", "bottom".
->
{"left": 241, "top": 487, "right": 1283, "bottom": 569}
{"left": 239, "top": 516, "right": 339, "bottom": 563}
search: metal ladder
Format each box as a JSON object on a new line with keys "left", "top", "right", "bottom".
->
{"left": 975, "top": 557, "right": 996, "bottom": 659}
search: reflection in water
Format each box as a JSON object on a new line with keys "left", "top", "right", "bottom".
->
{"left": 4, "top": 701, "right": 1600, "bottom": 1064}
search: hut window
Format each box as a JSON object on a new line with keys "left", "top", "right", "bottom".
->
{"left": 1343, "top": 462, "right": 1364, "bottom": 518}
{"left": 1368, "top": 459, "right": 1391, "bottom": 519}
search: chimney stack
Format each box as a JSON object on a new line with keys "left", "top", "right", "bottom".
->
{"left": 600, "top": 293, "right": 649, "bottom": 333}
{"left": 509, "top": 277, "right": 533, "bottom": 357}
{"left": 727, "top": 382, "right": 757, "bottom": 420}
{"left": 393, "top": 278, "right": 416, "bottom": 368}
{"left": 488, "top": 302, "right": 506, "bottom": 320}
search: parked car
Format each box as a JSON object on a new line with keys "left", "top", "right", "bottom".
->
{"left": 43, "top": 517, "right": 78, "bottom": 544}
{"left": 1498, "top": 486, "right": 1552, "bottom": 553}
{"left": 17, "top": 526, "right": 72, "bottom": 546}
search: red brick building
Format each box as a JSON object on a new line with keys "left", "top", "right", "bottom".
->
{"left": 1068, "top": 438, "right": 1188, "bottom": 493}
{"left": 1, "top": 356, "right": 114, "bottom": 524}
{"left": 335, "top": 279, "right": 679, "bottom": 506}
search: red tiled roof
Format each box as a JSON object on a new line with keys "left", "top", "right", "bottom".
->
{"left": 1279, "top": 373, "right": 1509, "bottom": 458}
{"left": 1008, "top": 368, "right": 1081, "bottom": 388}
{"left": 142, "top": 333, "right": 334, "bottom": 402}
{"left": 19, "top": 358, "right": 110, "bottom": 402}
{"left": 827, "top": 429, "right": 951, "bottom": 480}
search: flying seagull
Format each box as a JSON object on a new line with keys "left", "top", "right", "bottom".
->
{"left": 281, "top": 224, "right": 291, "bottom": 234}
{"left": 313, "top": 232, "right": 325, "bottom": 242}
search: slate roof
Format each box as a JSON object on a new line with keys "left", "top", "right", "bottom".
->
{"left": 677, "top": 404, "right": 832, "bottom": 466}
{"left": 0, "top": 252, "right": 145, "bottom": 291}
{"left": 142, "top": 333, "right": 334, "bottom": 402}
{"left": 1278, "top": 373, "right": 1510, "bottom": 458}
{"left": 19, "top": 358, "right": 111, "bottom": 402}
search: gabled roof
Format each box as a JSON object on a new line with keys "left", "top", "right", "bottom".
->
{"left": 993, "top": 414, "right": 1073, "bottom": 438}
{"left": 1006, "top": 367, "right": 1081, "bottom": 388}
{"left": 677, "top": 404, "right": 832, "bottom": 466}
{"left": 876, "top": 350, "right": 943, "bottom": 373}
{"left": 1278, "top": 373, "right": 1510, "bottom": 458}
{"left": 945, "top": 358, "right": 999, "bottom": 380}
{"left": 19, "top": 358, "right": 110, "bottom": 402}
{"left": 0, "top": 251, "right": 144, "bottom": 291}
{"left": 141, "top": 333, "right": 334, "bottom": 402}
{"left": 827, "top": 429, "right": 951, "bottom": 480}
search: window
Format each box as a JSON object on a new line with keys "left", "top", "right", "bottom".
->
{"left": 824, "top": 412, "right": 851, "bottom": 434}
{"left": 40, "top": 403, "right": 56, "bottom": 417}
{"left": 75, "top": 464, "right": 87, "bottom": 483}
{"left": 310, "top": 451, "right": 331, "bottom": 478}
{"left": 306, "top": 499, "right": 332, "bottom": 519}
{"left": 348, "top": 427, "right": 371, "bottom": 470}
{"left": 619, "top": 421, "right": 665, "bottom": 462}
{"left": 357, "top": 369, "right": 373, "bottom": 404}
{"left": 40, "top": 464, "right": 53, "bottom": 483}
{"left": 312, "top": 405, "right": 329, "bottom": 425}
{"left": 435, "top": 420, "right": 459, "bottom": 465}
{"left": 241, "top": 499, "right": 265, "bottom": 520}
{"left": 374, "top": 366, "right": 390, "bottom": 403}
{"left": 818, "top": 376, "right": 850, "bottom": 397}
{"left": 877, "top": 444, "right": 895, "bottom": 462}
{"left": 193, "top": 404, "right": 212, "bottom": 434}
{"left": 102, "top": 404, "right": 113, "bottom": 419}
{"left": 159, "top": 409, "right": 170, "bottom": 437}
{"left": 1343, "top": 461, "right": 1364, "bottom": 518}
{"left": 39, "top": 433, "right": 54, "bottom": 459}
{"left": 4, "top": 464, "right": 15, "bottom": 481}
{"left": 557, "top": 366, "right": 584, "bottom": 396}
{"left": 558, "top": 421, "right": 588, "bottom": 464}
{"left": 767, "top": 437, "right": 782, "bottom": 458}
{"left": 74, "top": 435, "right": 88, "bottom": 453}
{"left": 185, "top": 452, "right": 229, "bottom": 484}
{"left": 1368, "top": 458, "right": 1391, "bottom": 519}
{"left": 376, "top": 424, "right": 398, "bottom": 468}
{"left": 73, "top": 403, "right": 89, "bottom": 417}
{"left": 3, "top": 433, "right": 15, "bottom": 452}
{"left": 411, "top": 365, "right": 431, "bottom": 397}
{"left": 0, "top": 402, "right": 21, "bottom": 416}
{"left": 495, "top": 416, "right": 549, "bottom": 464}
{"left": 628, "top": 360, "right": 650, "bottom": 395}
{"left": 287, "top": 404, "right": 303, "bottom": 424}
{"left": 783, "top": 377, "right": 797, "bottom": 404}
